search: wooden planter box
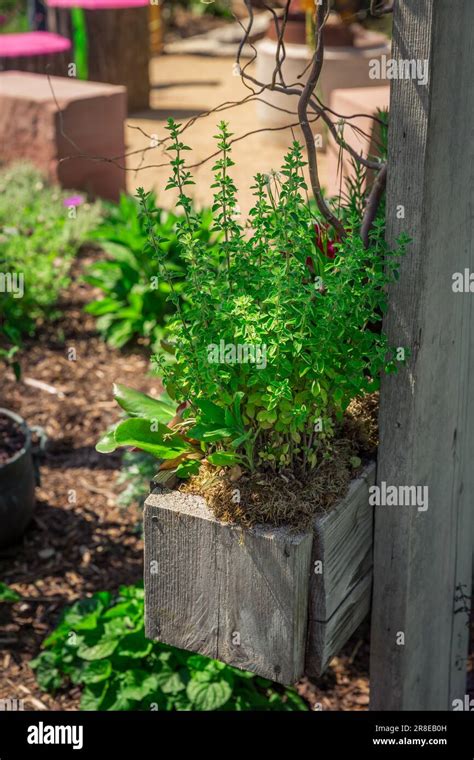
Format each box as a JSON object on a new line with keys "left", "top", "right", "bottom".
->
{"left": 144, "top": 464, "right": 375, "bottom": 685}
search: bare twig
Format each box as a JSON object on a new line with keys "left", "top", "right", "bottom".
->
{"left": 297, "top": 0, "right": 346, "bottom": 237}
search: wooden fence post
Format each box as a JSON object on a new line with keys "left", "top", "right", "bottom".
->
{"left": 370, "top": 0, "right": 474, "bottom": 710}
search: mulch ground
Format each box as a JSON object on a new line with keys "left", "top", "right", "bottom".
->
{"left": 0, "top": 248, "right": 472, "bottom": 711}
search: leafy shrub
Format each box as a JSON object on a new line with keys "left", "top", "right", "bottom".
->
{"left": 0, "top": 163, "right": 101, "bottom": 368}
{"left": 98, "top": 120, "right": 406, "bottom": 483}
{"left": 30, "top": 584, "right": 307, "bottom": 711}
{"left": 84, "top": 193, "right": 218, "bottom": 350}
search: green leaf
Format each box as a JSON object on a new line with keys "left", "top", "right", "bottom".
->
{"left": 113, "top": 418, "right": 191, "bottom": 459}
{"left": 80, "top": 682, "right": 108, "bottom": 711}
{"left": 161, "top": 672, "right": 186, "bottom": 695}
{"left": 120, "top": 670, "right": 160, "bottom": 701}
{"left": 175, "top": 459, "right": 201, "bottom": 479}
{"left": 96, "top": 430, "right": 117, "bottom": 454}
{"left": 186, "top": 679, "right": 232, "bottom": 711}
{"left": 0, "top": 582, "right": 21, "bottom": 602}
{"left": 194, "top": 399, "right": 226, "bottom": 425}
{"left": 77, "top": 639, "right": 119, "bottom": 661}
{"left": 207, "top": 452, "right": 240, "bottom": 467}
{"left": 117, "top": 631, "right": 152, "bottom": 659}
{"left": 187, "top": 424, "right": 235, "bottom": 442}
{"left": 30, "top": 652, "right": 64, "bottom": 692}
{"left": 186, "top": 654, "right": 209, "bottom": 671}
{"left": 80, "top": 659, "right": 112, "bottom": 684}
{"left": 113, "top": 384, "right": 176, "bottom": 423}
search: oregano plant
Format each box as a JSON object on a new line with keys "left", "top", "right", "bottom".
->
{"left": 98, "top": 118, "right": 407, "bottom": 490}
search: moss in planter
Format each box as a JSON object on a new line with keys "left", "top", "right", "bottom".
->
{"left": 180, "top": 393, "right": 378, "bottom": 529}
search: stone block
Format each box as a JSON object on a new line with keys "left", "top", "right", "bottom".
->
{"left": 0, "top": 71, "right": 126, "bottom": 201}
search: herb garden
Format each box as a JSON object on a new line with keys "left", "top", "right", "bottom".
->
{"left": 0, "top": 0, "right": 473, "bottom": 726}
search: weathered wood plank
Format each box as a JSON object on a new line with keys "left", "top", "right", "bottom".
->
{"left": 309, "top": 464, "right": 375, "bottom": 622}
{"left": 371, "top": 0, "right": 474, "bottom": 710}
{"left": 305, "top": 465, "right": 375, "bottom": 677}
{"left": 306, "top": 571, "right": 372, "bottom": 677}
{"left": 144, "top": 490, "right": 313, "bottom": 685}
{"left": 144, "top": 464, "right": 376, "bottom": 685}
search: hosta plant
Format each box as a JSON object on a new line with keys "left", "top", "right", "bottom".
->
{"left": 84, "top": 192, "right": 218, "bottom": 350}
{"left": 98, "top": 119, "right": 406, "bottom": 491}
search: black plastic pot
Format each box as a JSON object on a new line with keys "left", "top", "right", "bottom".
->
{"left": 0, "top": 408, "right": 45, "bottom": 549}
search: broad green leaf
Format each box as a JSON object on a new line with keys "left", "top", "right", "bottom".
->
{"left": 207, "top": 452, "right": 240, "bottom": 467}
{"left": 121, "top": 670, "right": 159, "bottom": 701}
{"left": 30, "top": 652, "right": 64, "bottom": 692}
{"left": 84, "top": 298, "right": 119, "bottom": 317}
{"left": 0, "top": 582, "right": 21, "bottom": 602}
{"left": 116, "top": 631, "right": 152, "bottom": 659}
{"left": 113, "top": 418, "right": 191, "bottom": 459}
{"left": 113, "top": 384, "right": 176, "bottom": 423}
{"left": 194, "top": 399, "right": 226, "bottom": 425}
{"left": 80, "top": 659, "right": 112, "bottom": 684}
{"left": 175, "top": 459, "right": 201, "bottom": 478}
{"left": 160, "top": 672, "right": 186, "bottom": 695}
{"left": 186, "top": 679, "right": 232, "bottom": 711}
{"left": 80, "top": 682, "right": 108, "bottom": 711}
{"left": 77, "top": 639, "right": 119, "bottom": 661}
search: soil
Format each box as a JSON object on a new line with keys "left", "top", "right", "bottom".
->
{"left": 0, "top": 246, "right": 472, "bottom": 711}
{"left": 0, "top": 414, "right": 25, "bottom": 464}
{"left": 181, "top": 394, "right": 378, "bottom": 529}
{"left": 0, "top": 246, "right": 159, "bottom": 710}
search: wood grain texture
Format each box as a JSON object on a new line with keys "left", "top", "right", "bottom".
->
{"left": 144, "top": 490, "right": 313, "bottom": 685}
{"left": 310, "top": 464, "right": 375, "bottom": 622}
{"left": 306, "top": 571, "right": 372, "bottom": 677}
{"left": 144, "top": 466, "right": 375, "bottom": 684}
{"left": 370, "top": 0, "right": 474, "bottom": 710}
{"left": 305, "top": 465, "right": 375, "bottom": 677}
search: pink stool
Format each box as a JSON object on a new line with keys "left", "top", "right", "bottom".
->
{"left": 0, "top": 31, "right": 71, "bottom": 76}
{"left": 46, "top": 0, "right": 150, "bottom": 111}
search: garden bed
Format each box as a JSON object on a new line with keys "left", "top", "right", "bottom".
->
{"left": 0, "top": 250, "right": 378, "bottom": 709}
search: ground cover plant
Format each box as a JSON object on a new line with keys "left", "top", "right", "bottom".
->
{"left": 98, "top": 119, "right": 406, "bottom": 524}
{"left": 0, "top": 163, "right": 101, "bottom": 370}
{"left": 28, "top": 583, "right": 306, "bottom": 711}
{"left": 85, "top": 192, "right": 218, "bottom": 351}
